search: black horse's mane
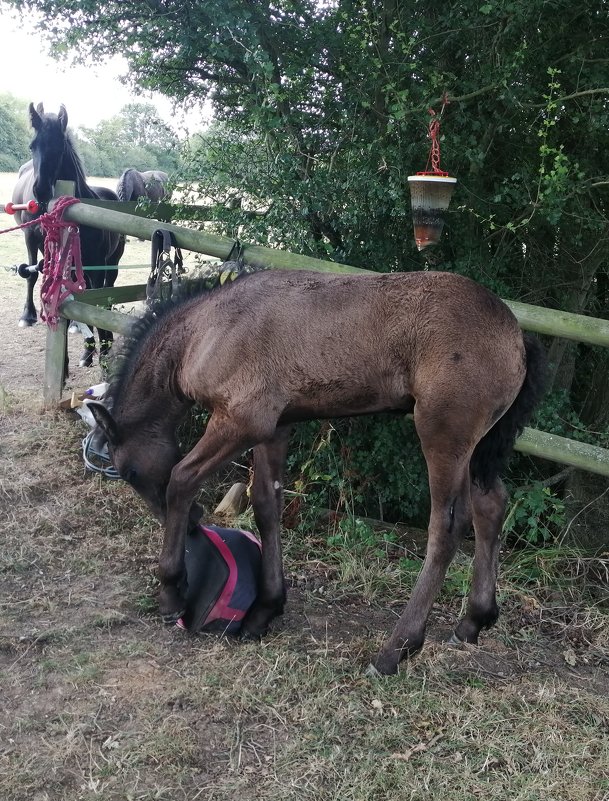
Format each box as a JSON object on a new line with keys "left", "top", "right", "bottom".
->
{"left": 61, "top": 129, "right": 97, "bottom": 199}
{"left": 107, "top": 265, "right": 263, "bottom": 404}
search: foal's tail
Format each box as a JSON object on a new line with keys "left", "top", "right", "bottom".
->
{"left": 470, "top": 334, "right": 547, "bottom": 490}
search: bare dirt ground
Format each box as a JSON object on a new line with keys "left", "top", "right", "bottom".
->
{"left": 1, "top": 193, "right": 609, "bottom": 800}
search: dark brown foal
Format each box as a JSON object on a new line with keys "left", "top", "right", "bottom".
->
{"left": 89, "top": 268, "right": 546, "bottom": 675}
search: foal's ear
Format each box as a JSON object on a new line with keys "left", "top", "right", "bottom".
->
{"left": 58, "top": 105, "right": 68, "bottom": 132}
{"left": 29, "top": 103, "right": 43, "bottom": 131}
{"left": 87, "top": 401, "right": 120, "bottom": 445}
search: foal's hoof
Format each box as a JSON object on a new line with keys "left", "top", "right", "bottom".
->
{"left": 374, "top": 634, "right": 424, "bottom": 675}
{"left": 447, "top": 632, "right": 465, "bottom": 648}
{"left": 159, "top": 581, "right": 187, "bottom": 626}
{"left": 162, "top": 609, "right": 186, "bottom": 626}
{"left": 18, "top": 316, "right": 36, "bottom": 328}
{"left": 239, "top": 627, "right": 264, "bottom": 643}
{"left": 372, "top": 652, "right": 400, "bottom": 676}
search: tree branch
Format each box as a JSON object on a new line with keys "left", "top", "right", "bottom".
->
{"left": 530, "top": 87, "right": 609, "bottom": 108}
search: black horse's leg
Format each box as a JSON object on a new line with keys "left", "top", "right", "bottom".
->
{"left": 79, "top": 336, "right": 97, "bottom": 368}
{"left": 241, "top": 425, "right": 293, "bottom": 639}
{"left": 452, "top": 478, "right": 507, "bottom": 645}
{"left": 98, "top": 267, "right": 119, "bottom": 367}
{"left": 79, "top": 269, "right": 101, "bottom": 368}
{"left": 63, "top": 335, "right": 70, "bottom": 384}
{"left": 19, "top": 270, "right": 39, "bottom": 327}
{"left": 77, "top": 269, "right": 99, "bottom": 367}
{"left": 160, "top": 412, "right": 275, "bottom": 623}
{"left": 99, "top": 235, "right": 125, "bottom": 366}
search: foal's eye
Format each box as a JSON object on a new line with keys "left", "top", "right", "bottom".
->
{"left": 123, "top": 468, "right": 138, "bottom": 485}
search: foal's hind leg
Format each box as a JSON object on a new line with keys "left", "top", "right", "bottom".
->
{"left": 374, "top": 456, "right": 473, "bottom": 675}
{"left": 373, "top": 398, "right": 481, "bottom": 674}
{"left": 452, "top": 478, "right": 507, "bottom": 644}
{"left": 242, "top": 426, "right": 292, "bottom": 639}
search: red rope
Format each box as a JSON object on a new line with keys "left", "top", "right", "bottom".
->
{"left": 40, "top": 197, "right": 85, "bottom": 329}
{"left": 418, "top": 94, "right": 451, "bottom": 176}
{"left": 0, "top": 196, "right": 84, "bottom": 329}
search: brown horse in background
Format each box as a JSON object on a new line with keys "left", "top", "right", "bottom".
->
{"left": 89, "top": 269, "right": 546, "bottom": 675}
{"left": 116, "top": 168, "right": 169, "bottom": 203}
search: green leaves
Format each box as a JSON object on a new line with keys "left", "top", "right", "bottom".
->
{"left": 3, "top": 0, "right": 609, "bottom": 530}
{"left": 503, "top": 485, "right": 566, "bottom": 546}
{"left": 0, "top": 93, "right": 31, "bottom": 170}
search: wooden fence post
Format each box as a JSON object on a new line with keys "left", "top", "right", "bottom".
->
{"left": 43, "top": 317, "right": 67, "bottom": 407}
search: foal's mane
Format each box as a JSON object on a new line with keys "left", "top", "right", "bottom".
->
{"left": 108, "top": 267, "right": 262, "bottom": 404}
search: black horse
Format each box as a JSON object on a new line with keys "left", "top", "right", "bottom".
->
{"left": 12, "top": 103, "right": 125, "bottom": 366}
{"left": 117, "top": 168, "right": 169, "bottom": 203}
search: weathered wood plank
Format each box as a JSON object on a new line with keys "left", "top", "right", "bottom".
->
{"left": 505, "top": 300, "right": 609, "bottom": 348}
{"left": 514, "top": 426, "right": 609, "bottom": 477}
{"left": 79, "top": 284, "right": 148, "bottom": 305}
{"left": 60, "top": 299, "right": 136, "bottom": 336}
{"left": 43, "top": 318, "right": 67, "bottom": 407}
{"left": 53, "top": 200, "right": 373, "bottom": 275}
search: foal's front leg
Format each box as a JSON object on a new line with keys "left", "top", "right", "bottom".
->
{"left": 241, "top": 426, "right": 292, "bottom": 639}
{"left": 160, "top": 414, "right": 264, "bottom": 623}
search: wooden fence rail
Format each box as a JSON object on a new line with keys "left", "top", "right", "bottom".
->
{"left": 42, "top": 198, "right": 609, "bottom": 478}
{"left": 56, "top": 199, "right": 609, "bottom": 347}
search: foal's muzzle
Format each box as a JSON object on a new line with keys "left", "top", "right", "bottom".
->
{"left": 82, "top": 429, "right": 120, "bottom": 479}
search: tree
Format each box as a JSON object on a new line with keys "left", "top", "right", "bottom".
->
{"left": 4, "top": 0, "right": 609, "bottom": 523}
{"left": 78, "top": 103, "right": 181, "bottom": 175}
{"left": 6, "top": 0, "right": 605, "bottom": 276}
{"left": 0, "top": 92, "right": 31, "bottom": 170}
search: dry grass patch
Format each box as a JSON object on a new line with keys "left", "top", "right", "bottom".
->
{"left": 1, "top": 394, "right": 609, "bottom": 800}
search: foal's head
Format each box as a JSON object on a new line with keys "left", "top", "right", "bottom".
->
{"left": 88, "top": 402, "right": 181, "bottom": 521}
{"left": 29, "top": 102, "right": 69, "bottom": 205}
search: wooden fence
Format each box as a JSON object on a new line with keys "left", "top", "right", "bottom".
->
{"left": 42, "top": 196, "right": 609, "bottom": 479}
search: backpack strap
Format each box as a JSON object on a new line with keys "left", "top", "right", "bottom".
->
{"left": 179, "top": 525, "right": 229, "bottom": 631}
{"left": 179, "top": 524, "right": 261, "bottom": 633}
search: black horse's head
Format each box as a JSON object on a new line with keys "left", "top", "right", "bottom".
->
{"left": 28, "top": 102, "right": 69, "bottom": 205}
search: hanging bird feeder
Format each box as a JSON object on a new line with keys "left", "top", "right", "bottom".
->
{"left": 408, "top": 97, "right": 457, "bottom": 251}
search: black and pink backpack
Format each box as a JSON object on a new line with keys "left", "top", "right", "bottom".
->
{"left": 176, "top": 524, "right": 262, "bottom": 634}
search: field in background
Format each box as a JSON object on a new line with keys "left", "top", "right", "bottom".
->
{"left": 1, "top": 172, "right": 609, "bottom": 800}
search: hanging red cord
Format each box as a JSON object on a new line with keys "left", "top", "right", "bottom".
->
{"left": 39, "top": 197, "right": 85, "bottom": 329}
{"left": 0, "top": 197, "right": 87, "bottom": 330}
{"left": 0, "top": 196, "right": 86, "bottom": 329}
{"left": 418, "top": 94, "right": 450, "bottom": 176}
